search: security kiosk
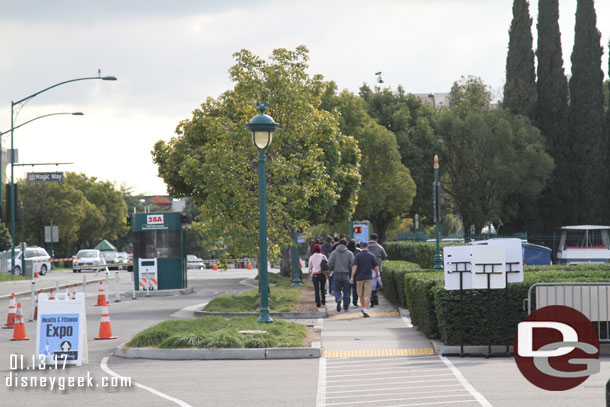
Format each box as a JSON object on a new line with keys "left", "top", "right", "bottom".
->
{"left": 131, "top": 212, "right": 188, "bottom": 291}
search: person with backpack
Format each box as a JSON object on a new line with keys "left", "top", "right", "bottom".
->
{"left": 350, "top": 242, "right": 379, "bottom": 317}
{"left": 308, "top": 244, "right": 328, "bottom": 308}
{"left": 328, "top": 239, "right": 354, "bottom": 312}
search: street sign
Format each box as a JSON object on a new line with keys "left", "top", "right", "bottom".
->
{"left": 27, "top": 172, "right": 64, "bottom": 183}
{"left": 44, "top": 226, "right": 59, "bottom": 243}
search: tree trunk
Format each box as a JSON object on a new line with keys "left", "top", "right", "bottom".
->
{"left": 280, "top": 247, "right": 291, "bottom": 277}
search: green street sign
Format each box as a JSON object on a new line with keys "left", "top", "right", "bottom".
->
{"left": 27, "top": 172, "right": 64, "bottom": 183}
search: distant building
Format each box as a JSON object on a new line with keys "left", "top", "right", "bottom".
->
{"left": 414, "top": 93, "right": 451, "bottom": 108}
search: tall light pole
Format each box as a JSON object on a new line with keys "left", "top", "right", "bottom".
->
{"left": 433, "top": 154, "right": 443, "bottom": 269}
{"left": 9, "top": 74, "right": 116, "bottom": 274}
{"left": 247, "top": 102, "right": 278, "bottom": 323}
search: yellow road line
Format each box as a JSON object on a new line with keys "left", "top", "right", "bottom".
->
{"left": 328, "top": 311, "right": 399, "bottom": 319}
{"left": 323, "top": 348, "right": 436, "bottom": 358}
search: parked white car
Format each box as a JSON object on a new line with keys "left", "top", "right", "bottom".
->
{"left": 73, "top": 249, "right": 108, "bottom": 273}
{"left": 187, "top": 254, "right": 205, "bottom": 270}
{"left": 0, "top": 247, "right": 52, "bottom": 275}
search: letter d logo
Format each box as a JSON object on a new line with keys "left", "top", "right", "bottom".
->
{"left": 517, "top": 321, "right": 577, "bottom": 357}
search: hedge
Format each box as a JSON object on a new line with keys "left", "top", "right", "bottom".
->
{"left": 403, "top": 264, "right": 610, "bottom": 345}
{"left": 381, "top": 261, "right": 421, "bottom": 307}
{"left": 384, "top": 241, "right": 458, "bottom": 268}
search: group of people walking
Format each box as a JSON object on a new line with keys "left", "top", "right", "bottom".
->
{"left": 307, "top": 234, "right": 387, "bottom": 318}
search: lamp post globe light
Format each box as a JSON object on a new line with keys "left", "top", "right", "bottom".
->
{"left": 247, "top": 102, "right": 278, "bottom": 323}
{"left": 8, "top": 74, "right": 116, "bottom": 274}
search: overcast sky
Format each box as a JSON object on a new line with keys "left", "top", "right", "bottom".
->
{"left": 1, "top": 0, "right": 608, "bottom": 196}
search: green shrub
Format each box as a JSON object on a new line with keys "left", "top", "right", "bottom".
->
{"left": 244, "top": 334, "right": 278, "bottom": 348}
{"left": 381, "top": 261, "right": 420, "bottom": 306}
{"left": 404, "top": 271, "right": 443, "bottom": 339}
{"left": 385, "top": 241, "right": 458, "bottom": 268}
{"left": 199, "top": 330, "right": 244, "bottom": 349}
{"left": 404, "top": 264, "right": 610, "bottom": 345}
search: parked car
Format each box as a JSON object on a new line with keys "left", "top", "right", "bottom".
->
{"left": 0, "top": 247, "right": 51, "bottom": 275}
{"left": 101, "top": 251, "right": 122, "bottom": 270}
{"left": 73, "top": 249, "right": 108, "bottom": 273}
{"left": 187, "top": 254, "right": 205, "bottom": 270}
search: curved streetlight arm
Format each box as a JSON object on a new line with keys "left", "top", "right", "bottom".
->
{"left": 13, "top": 75, "right": 117, "bottom": 106}
{"left": 0, "top": 112, "right": 83, "bottom": 136}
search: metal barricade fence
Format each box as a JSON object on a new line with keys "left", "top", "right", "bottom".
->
{"left": 527, "top": 282, "right": 610, "bottom": 343}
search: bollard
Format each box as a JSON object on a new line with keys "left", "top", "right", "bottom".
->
{"left": 114, "top": 271, "right": 121, "bottom": 302}
{"left": 131, "top": 270, "right": 136, "bottom": 300}
{"left": 105, "top": 273, "right": 109, "bottom": 299}
{"left": 55, "top": 280, "right": 59, "bottom": 295}
{"left": 29, "top": 280, "right": 36, "bottom": 321}
{"left": 607, "top": 378, "right": 610, "bottom": 407}
{"left": 145, "top": 267, "right": 150, "bottom": 297}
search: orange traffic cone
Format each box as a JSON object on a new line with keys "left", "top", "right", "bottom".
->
{"left": 49, "top": 288, "right": 55, "bottom": 300}
{"left": 2, "top": 293, "right": 16, "bottom": 329}
{"left": 95, "top": 281, "right": 106, "bottom": 306}
{"left": 33, "top": 289, "right": 43, "bottom": 320}
{"left": 11, "top": 303, "right": 29, "bottom": 341}
{"left": 213, "top": 264, "right": 218, "bottom": 270}
{"left": 247, "top": 263, "right": 252, "bottom": 270}
{"left": 94, "top": 299, "right": 116, "bottom": 340}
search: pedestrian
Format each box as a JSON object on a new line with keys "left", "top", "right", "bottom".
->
{"left": 367, "top": 233, "right": 387, "bottom": 307}
{"left": 350, "top": 241, "right": 379, "bottom": 317}
{"left": 320, "top": 236, "right": 333, "bottom": 297}
{"left": 346, "top": 239, "right": 361, "bottom": 307}
{"left": 308, "top": 244, "right": 328, "bottom": 308}
{"left": 328, "top": 239, "right": 354, "bottom": 312}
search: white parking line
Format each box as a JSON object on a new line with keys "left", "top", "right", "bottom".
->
{"left": 325, "top": 393, "right": 475, "bottom": 406}
{"left": 328, "top": 366, "right": 450, "bottom": 378}
{"left": 317, "top": 357, "right": 327, "bottom": 407}
{"left": 440, "top": 356, "right": 493, "bottom": 407}
{"left": 326, "top": 383, "right": 464, "bottom": 395}
{"left": 326, "top": 388, "right": 470, "bottom": 400}
{"left": 101, "top": 356, "right": 193, "bottom": 407}
{"left": 327, "top": 373, "right": 454, "bottom": 383}
{"left": 325, "top": 378, "right": 459, "bottom": 389}
{"left": 326, "top": 360, "right": 444, "bottom": 370}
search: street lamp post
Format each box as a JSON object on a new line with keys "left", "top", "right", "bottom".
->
{"left": 247, "top": 102, "right": 278, "bottom": 323}
{"left": 291, "top": 229, "right": 303, "bottom": 287}
{"left": 433, "top": 154, "right": 443, "bottom": 269}
{"left": 9, "top": 74, "right": 116, "bottom": 274}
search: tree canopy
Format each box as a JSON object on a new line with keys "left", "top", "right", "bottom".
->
{"left": 152, "top": 46, "right": 360, "bottom": 258}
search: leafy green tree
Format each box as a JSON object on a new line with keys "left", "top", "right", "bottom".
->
{"left": 153, "top": 46, "right": 360, "bottom": 263}
{"left": 437, "top": 77, "right": 553, "bottom": 233}
{"left": 533, "top": 0, "right": 571, "bottom": 230}
{"left": 358, "top": 84, "right": 440, "bottom": 226}
{"left": 504, "top": 0, "right": 537, "bottom": 118}
{"left": 66, "top": 173, "right": 128, "bottom": 249}
{"left": 19, "top": 182, "right": 89, "bottom": 256}
{"left": 327, "top": 90, "right": 416, "bottom": 242}
{"left": 569, "top": 0, "right": 606, "bottom": 223}
{"left": 0, "top": 222, "right": 12, "bottom": 251}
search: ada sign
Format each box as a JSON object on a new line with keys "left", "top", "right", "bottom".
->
{"left": 147, "top": 214, "right": 164, "bottom": 225}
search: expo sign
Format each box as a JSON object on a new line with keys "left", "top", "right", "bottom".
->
{"left": 514, "top": 305, "right": 600, "bottom": 391}
{"left": 147, "top": 215, "right": 164, "bottom": 225}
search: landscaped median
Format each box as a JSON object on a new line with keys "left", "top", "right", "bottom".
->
{"left": 0, "top": 273, "right": 29, "bottom": 282}
{"left": 116, "top": 274, "right": 322, "bottom": 360}
{"left": 383, "top": 261, "right": 610, "bottom": 347}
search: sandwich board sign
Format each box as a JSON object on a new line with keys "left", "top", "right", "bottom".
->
{"left": 36, "top": 292, "right": 88, "bottom": 366}
{"left": 443, "top": 245, "right": 473, "bottom": 290}
{"left": 472, "top": 245, "right": 506, "bottom": 289}
{"left": 138, "top": 258, "right": 158, "bottom": 291}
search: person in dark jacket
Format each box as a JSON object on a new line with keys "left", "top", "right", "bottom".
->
{"left": 346, "top": 239, "right": 361, "bottom": 307}
{"left": 367, "top": 234, "right": 387, "bottom": 307}
{"left": 328, "top": 239, "right": 354, "bottom": 312}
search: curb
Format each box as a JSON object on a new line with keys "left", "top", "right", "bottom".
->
{"left": 134, "top": 287, "right": 194, "bottom": 297}
{"left": 193, "top": 310, "right": 328, "bottom": 319}
{"left": 114, "top": 345, "right": 321, "bottom": 360}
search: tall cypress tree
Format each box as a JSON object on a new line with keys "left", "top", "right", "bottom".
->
{"left": 569, "top": 0, "right": 606, "bottom": 223}
{"left": 504, "top": 0, "right": 537, "bottom": 119}
{"left": 534, "top": 0, "right": 571, "bottom": 230}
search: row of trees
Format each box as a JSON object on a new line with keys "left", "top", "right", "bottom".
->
{"left": 9, "top": 173, "right": 130, "bottom": 256}
{"left": 152, "top": 44, "right": 558, "bottom": 274}
{"left": 504, "top": 0, "right": 610, "bottom": 231}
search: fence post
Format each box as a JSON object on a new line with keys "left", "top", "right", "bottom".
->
{"left": 114, "top": 271, "right": 121, "bottom": 302}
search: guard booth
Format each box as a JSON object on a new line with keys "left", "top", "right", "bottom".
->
{"left": 132, "top": 212, "right": 189, "bottom": 291}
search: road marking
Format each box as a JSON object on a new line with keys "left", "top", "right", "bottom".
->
{"left": 325, "top": 393, "right": 475, "bottom": 406}
{"left": 327, "top": 373, "right": 454, "bottom": 383}
{"left": 326, "top": 383, "right": 464, "bottom": 394}
{"left": 316, "top": 357, "right": 327, "bottom": 407}
{"left": 440, "top": 356, "right": 493, "bottom": 407}
{"left": 325, "top": 378, "right": 460, "bottom": 389}
{"left": 323, "top": 348, "right": 435, "bottom": 358}
{"left": 101, "top": 356, "right": 193, "bottom": 407}
{"left": 326, "top": 360, "right": 443, "bottom": 370}
{"left": 326, "top": 355, "right": 438, "bottom": 364}
{"left": 326, "top": 388, "right": 470, "bottom": 399}
{"left": 327, "top": 366, "right": 449, "bottom": 378}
